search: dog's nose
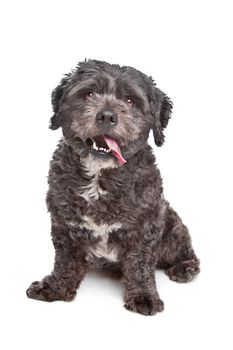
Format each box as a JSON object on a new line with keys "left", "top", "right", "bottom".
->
{"left": 96, "top": 109, "right": 118, "bottom": 126}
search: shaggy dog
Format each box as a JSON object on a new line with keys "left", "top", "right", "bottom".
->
{"left": 26, "top": 59, "right": 200, "bottom": 315}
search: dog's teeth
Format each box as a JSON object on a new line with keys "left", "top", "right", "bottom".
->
{"left": 91, "top": 142, "right": 110, "bottom": 153}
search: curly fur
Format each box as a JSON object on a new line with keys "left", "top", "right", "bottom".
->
{"left": 26, "top": 59, "right": 200, "bottom": 316}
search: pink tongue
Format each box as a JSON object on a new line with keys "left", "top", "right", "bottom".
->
{"left": 103, "top": 135, "right": 127, "bottom": 165}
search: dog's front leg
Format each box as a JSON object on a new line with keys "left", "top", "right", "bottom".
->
{"left": 26, "top": 225, "right": 88, "bottom": 302}
{"left": 122, "top": 248, "right": 164, "bottom": 316}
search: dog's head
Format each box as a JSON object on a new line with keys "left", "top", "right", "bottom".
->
{"left": 50, "top": 59, "right": 172, "bottom": 166}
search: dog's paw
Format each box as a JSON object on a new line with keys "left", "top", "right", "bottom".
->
{"left": 26, "top": 280, "right": 62, "bottom": 302}
{"left": 26, "top": 278, "right": 76, "bottom": 302}
{"left": 166, "top": 258, "right": 200, "bottom": 283}
{"left": 124, "top": 294, "right": 164, "bottom": 316}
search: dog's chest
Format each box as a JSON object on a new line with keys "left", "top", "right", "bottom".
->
{"left": 79, "top": 174, "right": 107, "bottom": 201}
{"left": 79, "top": 155, "right": 117, "bottom": 202}
{"left": 80, "top": 216, "right": 122, "bottom": 262}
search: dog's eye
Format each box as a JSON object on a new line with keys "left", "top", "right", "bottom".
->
{"left": 84, "top": 92, "right": 93, "bottom": 100}
{"left": 127, "top": 98, "right": 134, "bottom": 106}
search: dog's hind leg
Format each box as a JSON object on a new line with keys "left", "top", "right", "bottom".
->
{"left": 157, "top": 206, "right": 200, "bottom": 283}
{"left": 26, "top": 225, "right": 88, "bottom": 302}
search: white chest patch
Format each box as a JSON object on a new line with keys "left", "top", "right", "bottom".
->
{"left": 80, "top": 216, "right": 122, "bottom": 262}
{"left": 80, "top": 175, "right": 107, "bottom": 201}
{"left": 79, "top": 154, "right": 117, "bottom": 201}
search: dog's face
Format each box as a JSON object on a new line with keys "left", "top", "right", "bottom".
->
{"left": 50, "top": 60, "right": 172, "bottom": 166}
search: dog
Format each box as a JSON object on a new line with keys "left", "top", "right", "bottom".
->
{"left": 26, "top": 59, "right": 200, "bottom": 315}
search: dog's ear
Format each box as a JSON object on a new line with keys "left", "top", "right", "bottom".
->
{"left": 149, "top": 86, "right": 173, "bottom": 146}
{"left": 49, "top": 73, "right": 72, "bottom": 130}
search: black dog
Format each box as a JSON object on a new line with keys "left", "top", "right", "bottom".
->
{"left": 27, "top": 59, "right": 200, "bottom": 315}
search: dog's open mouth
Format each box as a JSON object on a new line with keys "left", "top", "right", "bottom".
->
{"left": 86, "top": 135, "right": 127, "bottom": 166}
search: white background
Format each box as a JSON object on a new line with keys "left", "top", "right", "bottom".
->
{"left": 0, "top": 0, "right": 232, "bottom": 349}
